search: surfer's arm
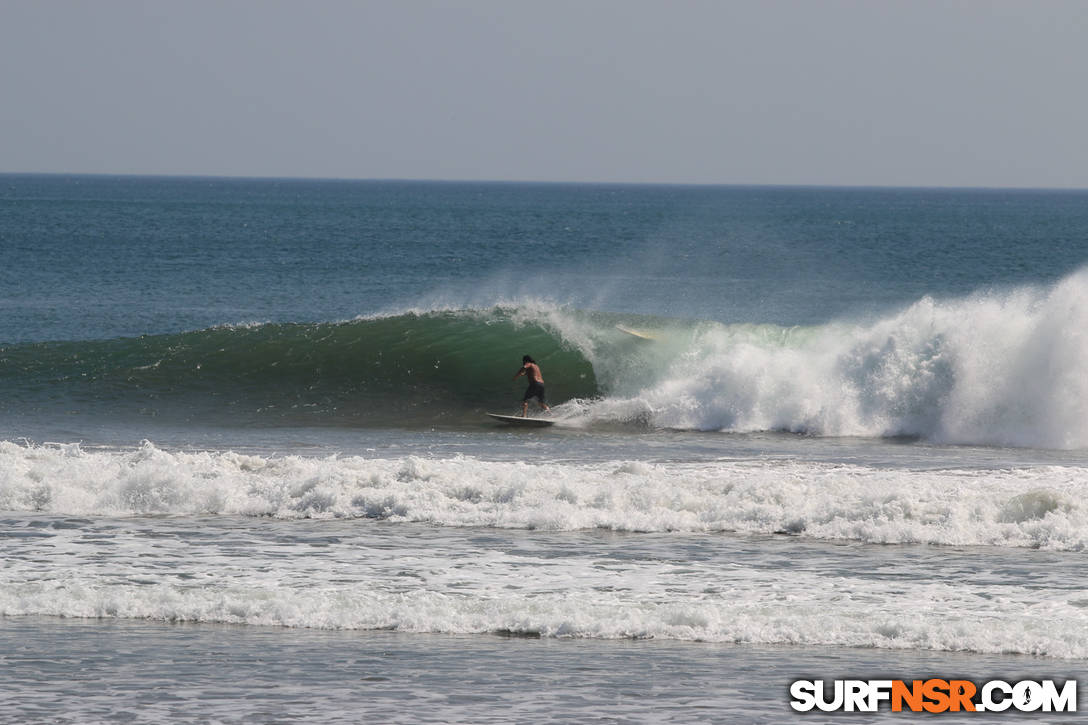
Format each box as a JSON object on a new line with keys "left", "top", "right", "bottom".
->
{"left": 513, "top": 366, "right": 527, "bottom": 381}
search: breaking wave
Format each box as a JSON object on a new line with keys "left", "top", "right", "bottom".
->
{"left": 4, "top": 268, "right": 1088, "bottom": 447}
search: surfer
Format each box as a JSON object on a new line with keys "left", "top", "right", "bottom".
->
{"left": 513, "top": 355, "right": 550, "bottom": 417}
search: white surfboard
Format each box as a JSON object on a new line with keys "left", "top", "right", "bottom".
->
{"left": 487, "top": 413, "right": 555, "bottom": 427}
{"left": 615, "top": 323, "right": 656, "bottom": 340}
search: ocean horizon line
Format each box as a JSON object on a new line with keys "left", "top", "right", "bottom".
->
{"left": 3, "top": 170, "right": 1087, "bottom": 194}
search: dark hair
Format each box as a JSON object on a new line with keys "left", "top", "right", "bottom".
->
{"left": 522, "top": 355, "right": 535, "bottom": 363}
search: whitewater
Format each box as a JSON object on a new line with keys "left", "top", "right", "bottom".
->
{"left": 611, "top": 271, "right": 1088, "bottom": 448}
{"left": 2, "top": 441, "right": 1087, "bottom": 550}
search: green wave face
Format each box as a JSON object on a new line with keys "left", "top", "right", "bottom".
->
{"left": 0, "top": 308, "right": 613, "bottom": 427}
{"left": 0, "top": 303, "right": 817, "bottom": 432}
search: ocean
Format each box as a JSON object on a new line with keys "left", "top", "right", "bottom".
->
{"left": 2, "top": 174, "right": 1087, "bottom": 722}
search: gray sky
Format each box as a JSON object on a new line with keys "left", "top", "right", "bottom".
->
{"left": 2, "top": 0, "right": 1086, "bottom": 187}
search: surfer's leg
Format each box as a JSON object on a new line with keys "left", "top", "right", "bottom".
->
{"left": 522, "top": 386, "right": 534, "bottom": 416}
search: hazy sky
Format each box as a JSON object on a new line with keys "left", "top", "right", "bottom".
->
{"left": 2, "top": 0, "right": 1086, "bottom": 187}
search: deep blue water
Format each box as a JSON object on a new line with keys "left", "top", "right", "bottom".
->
{"left": 4, "top": 175, "right": 1087, "bottom": 344}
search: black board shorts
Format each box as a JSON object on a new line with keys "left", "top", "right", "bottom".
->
{"left": 523, "top": 381, "right": 546, "bottom": 404}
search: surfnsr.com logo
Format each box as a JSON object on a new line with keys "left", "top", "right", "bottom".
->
{"left": 789, "top": 679, "right": 1077, "bottom": 713}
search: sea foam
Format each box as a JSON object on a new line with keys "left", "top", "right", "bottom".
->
{"left": 2, "top": 440, "right": 1087, "bottom": 550}
{"left": 583, "top": 269, "right": 1088, "bottom": 448}
{"left": 5, "top": 573, "right": 1086, "bottom": 658}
